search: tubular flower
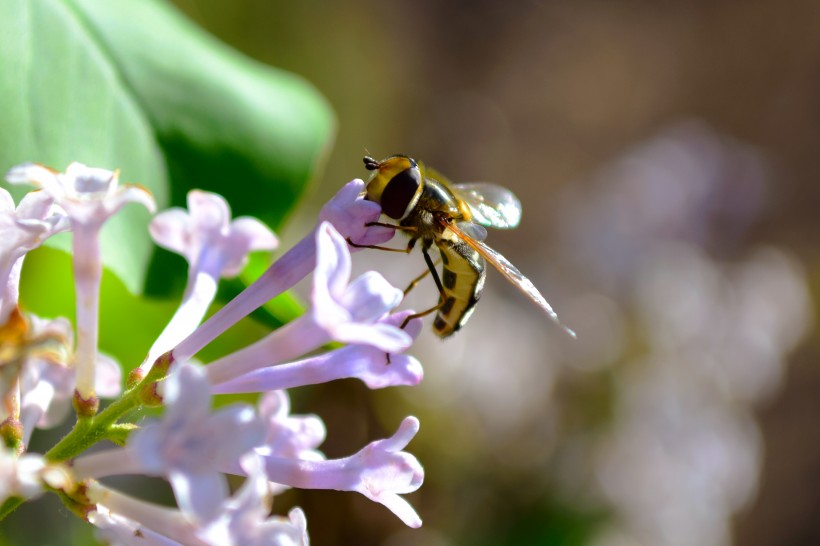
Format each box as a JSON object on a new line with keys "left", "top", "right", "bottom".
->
{"left": 5, "top": 163, "right": 155, "bottom": 412}
{"left": 3, "top": 165, "right": 426, "bottom": 544}
{"left": 203, "top": 221, "right": 410, "bottom": 387}
{"left": 144, "top": 190, "right": 278, "bottom": 367}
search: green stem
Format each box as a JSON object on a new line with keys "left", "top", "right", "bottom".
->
{"left": 45, "top": 393, "right": 138, "bottom": 462}
{"left": 46, "top": 355, "right": 172, "bottom": 462}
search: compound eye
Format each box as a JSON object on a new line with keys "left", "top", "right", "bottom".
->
{"left": 381, "top": 167, "right": 421, "bottom": 219}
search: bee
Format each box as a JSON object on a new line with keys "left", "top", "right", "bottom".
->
{"left": 350, "top": 154, "right": 574, "bottom": 338}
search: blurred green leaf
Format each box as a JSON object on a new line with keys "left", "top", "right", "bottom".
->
{"left": 67, "top": 0, "right": 335, "bottom": 295}
{"left": 0, "top": 0, "right": 168, "bottom": 292}
{"left": 0, "top": 0, "right": 335, "bottom": 295}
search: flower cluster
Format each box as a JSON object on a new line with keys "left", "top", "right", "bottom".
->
{"left": 550, "top": 123, "right": 811, "bottom": 546}
{"left": 0, "top": 163, "right": 425, "bottom": 544}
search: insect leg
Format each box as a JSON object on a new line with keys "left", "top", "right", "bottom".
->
{"left": 403, "top": 262, "right": 440, "bottom": 296}
{"left": 346, "top": 237, "right": 417, "bottom": 253}
{"left": 398, "top": 245, "right": 447, "bottom": 330}
{"left": 364, "top": 221, "right": 418, "bottom": 233}
{"left": 399, "top": 301, "right": 443, "bottom": 329}
{"left": 422, "top": 245, "right": 446, "bottom": 298}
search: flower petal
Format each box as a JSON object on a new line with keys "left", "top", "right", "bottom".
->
{"left": 169, "top": 468, "right": 229, "bottom": 524}
{"left": 319, "top": 179, "right": 394, "bottom": 247}
{"left": 332, "top": 322, "right": 412, "bottom": 353}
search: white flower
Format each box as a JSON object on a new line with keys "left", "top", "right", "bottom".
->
{"left": 6, "top": 162, "right": 155, "bottom": 407}
{"left": 0, "top": 187, "right": 68, "bottom": 322}
{"left": 5, "top": 162, "right": 155, "bottom": 227}
{"left": 0, "top": 447, "right": 46, "bottom": 502}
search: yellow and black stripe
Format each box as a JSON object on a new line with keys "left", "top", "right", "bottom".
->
{"left": 432, "top": 238, "right": 486, "bottom": 337}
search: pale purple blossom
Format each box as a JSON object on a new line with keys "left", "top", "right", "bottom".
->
{"left": 258, "top": 391, "right": 325, "bottom": 462}
{"left": 0, "top": 187, "right": 68, "bottom": 323}
{"left": 172, "top": 179, "right": 394, "bottom": 363}
{"left": 88, "top": 486, "right": 200, "bottom": 545}
{"left": 318, "top": 178, "right": 393, "bottom": 247}
{"left": 255, "top": 416, "right": 424, "bottom": 528}
{"left": 150, "top": 190, "right": 278, "bottom": 278}
{"left": 5, "top": 162, "right": 156, "bottom": 227}
{"left": 4, "top": 168, "right": 427, "bottom": 544}
{"left": 309, "top": 221, "right": 408, "bottom": 348}
{"left": 74, "top": 363, "right": 265, "bottom": 524}
{"left": 197, "top": 456, "right": 309, "bottom": 546}
{"left": 0, "top": 447, "right": 47, "bottom": 502}
{"left": 89, "top": 458, "right": 309, "bottom": 546}
{"left": 5, "top": 162, "right": 155, "bottom": 406}
{"left": 204, "top": 222, "right": 409, "bottom": 386}
{"left": 211, "top": 310, "right": 423, "bottom": 393}
{"left": 144, "top": 190, "right": 278, "bottom": 367}
{"left": 0, "top": 312, "right": 120, "bottom": 450}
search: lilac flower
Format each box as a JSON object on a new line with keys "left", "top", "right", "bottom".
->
{"left": 90, "top": 506, "right": 187, "bottom": 546}
{"left": 204, "top": 222, "right": 409, "bottom": 386}
{"left": 0, "top": 312, "right": 105, "bottom": 452}
{"left": 0, "top": 447, "right": 47, "bottom": 502}
{"left": 318, "top": 178, "right": 394, "bottom": 247}
{"left": 211, "top": 310, "right": 424, "bottom": 394}
{"left": 4, "top": 167, "right": 427, "bottom": 544}
{"left": 74, "top": 363, "right": 265, "bottom": 524}
{"left": 88, "top": 486, "right": 199, "bottom": 545}
{"left": 172, "top": 179, "right": 394, "bottom": 363}
{"left": 5, "top": 162, "right": 156, "bottom": 227}
{"left": 5, "top": 162, "right": 155, "bottom": 411}
{"left": 197, "top": 456, "right": 309, "bottom": 546}
{"left": 257, "top": 390, "right": 325, "bottom": 462}
{"left": 144, "top": 190, "right": 278, "bottom": 366}
{"left": 255, "top": 416, "right": 424, "bottom": 528}
{"left": 309, "top": 221, "right": 408, "bottom": 347}
{"left": 89, "top": 458, "right": 309, "bottom": 546}
{"left": 19, "top": 343, "right": 122, "bottom": 448}
{"left": 0, "top": 311, "right": 124, "bottom": 449}
{"left": 0, "top": 187, "right": 68, "bottom": 323}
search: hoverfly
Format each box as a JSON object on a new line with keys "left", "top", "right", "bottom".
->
{"left": 350, "top": 154, "right": 574, "bottom": 338}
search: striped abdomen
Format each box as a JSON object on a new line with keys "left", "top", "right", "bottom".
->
{"left": 432, "top": 239, "right": 486, "bottom": 338}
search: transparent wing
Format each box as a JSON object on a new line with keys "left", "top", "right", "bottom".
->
{"left": 447, "top": 221, "right": 576, "bottom": 337}
{"left": 456, "top": 221, "right": 487, "bottom": 242}
{"left": 452, "top": 182, "right": 522, "bottom": 229}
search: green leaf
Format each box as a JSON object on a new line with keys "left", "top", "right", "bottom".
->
{"left": 67, "top": 0, "right": 335, "bottom": 295}
{"left": 1, "top": 0, "right": 335, "bottom": 294}
{"left": 0, "top": 0, "right": 168, "bottom": 292}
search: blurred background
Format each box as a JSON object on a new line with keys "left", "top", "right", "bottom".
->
{"left": 10, "top": 0, "right": 820, "bottom": 544}
{"left": 161, "top": 0, "right": 820, "bottom": 545}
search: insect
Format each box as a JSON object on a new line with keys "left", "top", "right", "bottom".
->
{"left": 350, "top": 154, "right": 575, "bottom": 338}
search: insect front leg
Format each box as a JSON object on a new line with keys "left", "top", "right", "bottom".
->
{"left": 346, "top": 223, "right": 418, "bottom": 253}
{"left": 398, "top": 245, "right": 447, "bottom": 330}
{"left": 364, "top": 221, "right": 417, "bottom": 231}
{"left": 346, "top": 236, "right": 417, "bottom": 253}
{"left": 421, "top": 245, "right": 446, "bottom": 299}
